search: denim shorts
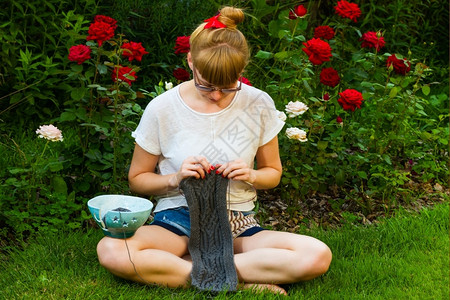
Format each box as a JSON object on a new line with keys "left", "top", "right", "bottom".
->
{"left": 150, "top": 206, "right": 265, "bottom": 238}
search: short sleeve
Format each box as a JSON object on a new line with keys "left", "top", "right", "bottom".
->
{"left": 131, "top": 100, "right": 162, "bottom": 155}
{"left": 254, "top": 91, "right": 285, "bottom": 146}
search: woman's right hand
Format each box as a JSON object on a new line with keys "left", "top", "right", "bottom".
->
{"left": 168, "top": 155, "right": 212, "bottom": 188}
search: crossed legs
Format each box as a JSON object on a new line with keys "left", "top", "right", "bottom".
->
{"left": 97, "top": 225, "right": 332, "bottom": 294}
{"left": 234, "top": 230, "right": 332, "bottom": 284}
{"left": 97, "top": 225, "right": 191, "bottom": 287}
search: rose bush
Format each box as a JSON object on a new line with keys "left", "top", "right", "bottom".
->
{"left": 36, "top": 125, "right": 64, "bottom": 142}
{"left": 314, "top": 25, "right": 335, "bottom": 40}
{"left": 250, "top": 1, "right": 443, "bottom": 211}
{"left": 61, "top": 15, "right": 149, "bottom": 193}
{"left": 68, "top": 45, "right": 91, "bottom": 64}
{"left": 173, "top": 67, "right": 191, "bottom": 81}
{"left": 286, "top": 127, "right": 308, "bottom": 142}
{"left": 111, "top": 66, "right": 137, "bottom": 86}
{"left": 360, "top": 31, "right": 386, "bottom": 51}
{"left": 302, "top": 38, "right": 332, "bottom": 65}
{"left": 337, "top": 89, "right": 364, "bottom": 111}
{"left": 93, "top": 15, "right": 117, "bottom": 29}
{"left": 320, "top": 67, "right": 341, "bottom": 87}
{"left": 285, "top": 101, "right": 309, "bottom": 117}
{"left": 121, "top": 41, "right": 149, "bottom": 62}
{"left": 2, "top": 0, "right": 447, "bottom": 241}
{"left": 386, "top": 54, "right": 411, "bottom": 75}
{"left": 335, "top": 0, "right": 361, "bottom": 22}
{"left": 174, "top": 36, "right": 191, "bottom": 54}
{"left": 86, "top": 19, "right": 115, "bottom": 47}
{"left": 289, "top": 4, "right": 307, "bottom": 19}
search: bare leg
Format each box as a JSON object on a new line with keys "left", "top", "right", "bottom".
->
{"left": 97, "top": 226, "right": 331, "bottom": 293}
{"left": 233, "top": 230, "right": 332, "bottom": 293}
{"left": 97, "top": 225, "right": 192, "bottom": 288}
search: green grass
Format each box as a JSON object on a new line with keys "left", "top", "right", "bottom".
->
{"left": 1, "top": 203, "right": 448, "bottom": 299}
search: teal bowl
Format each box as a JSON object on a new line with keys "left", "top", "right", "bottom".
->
{"left": 88, "top": 195, "right": 153, "bottom": 238}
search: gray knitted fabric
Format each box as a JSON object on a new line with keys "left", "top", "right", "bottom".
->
{"left": 180, "top": 172, "right": 238, "bottom": 292}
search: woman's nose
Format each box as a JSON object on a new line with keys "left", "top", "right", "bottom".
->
{"left": 209, "top": 90, "right": 224, "bottom": 100}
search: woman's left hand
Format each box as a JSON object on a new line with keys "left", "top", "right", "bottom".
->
{"left": 215, "top": 159, "right": 256, "bottom": 184}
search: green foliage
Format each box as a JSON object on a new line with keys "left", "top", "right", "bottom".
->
{"left": 0, "top": 0, "right": 102, "bottom": 121}
{"left": 358, "top": 0, "right": 449, "bottom": 68}
{"left": 61, "top": 23, "right": 149, "bottom": 194}
{"left": 95, "top": 0, "right": 220, "bottom": 86}
{"left": 0, "top": 0, "right": 222, "bottom": 124}
{"left": 0, "top": 13, "right": 174, "bottom": 239}
{"left": 0, "top": 0, "right": 448, "bottom": 241}
{"left": 0, "top": 132, "right": 90, "bottom": 241}
{"left": 243, "top": 1, "right": 448, "bottom": 211}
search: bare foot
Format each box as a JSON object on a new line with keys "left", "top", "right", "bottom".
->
{"left": 240, "top": 283, "right": 288, "bottom": 296}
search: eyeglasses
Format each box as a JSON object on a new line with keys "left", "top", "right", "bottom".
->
{"left": 193, "top": 67, "right": 242, "bottom": 94}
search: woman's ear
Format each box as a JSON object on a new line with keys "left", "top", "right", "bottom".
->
{"left": 187, "top": 52, "right": 193, "bottom": 70}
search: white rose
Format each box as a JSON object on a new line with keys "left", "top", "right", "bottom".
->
{"left": 285, "top": 101, "right": 309, "bottom": 118}
{"left": 277, "top": 110, "right": 287, "bottom": 122}
{"left": 165, "top": 81, "right": 173, "bottom": 90}
{"left": 36, "top": 124, "right": 63, "bottom": 142}
{"left": 286, "top": 127, "right": 308, "bottom": 142}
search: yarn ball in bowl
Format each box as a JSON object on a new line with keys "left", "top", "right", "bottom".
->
{"left": 88, "top": 195, "right": 153, "bottom": 238}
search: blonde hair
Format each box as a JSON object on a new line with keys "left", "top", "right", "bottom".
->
{"left": 189, "top": 7, "right": 249, "bottom": 86}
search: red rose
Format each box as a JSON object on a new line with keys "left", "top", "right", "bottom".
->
{"left": 121, "top": 41, "right": 149, "bottom": 62}
{"left": 86, "top": 21, "right": 115, "bottom": 47}
{"left": 173, "top": 68, "right": 190, "bottom": 81}
{"left": 302, "top": 38, "right": 332, "bottom": 65}
{"left": 386, "top": 54, "right": 411, "bottom": 75}
{"left": 360, "top": 31, "right": 385, "bottom": 51}
{"left": 112, "top": 66, "right": 137, "bottom": 86}
{"left": 336, "top": 116, "right": 343, "bottom": 123}
{"left": 338, "top": 89, "right": 364, "bottom": 111}
{"left": 241, "top": 76, "right": 252, "bottom": 86}
{"left": 320, "top": 67, "right": 340, "bottom": 87}
{"left": 335, "top": 0, "right": 361, "bottom": 22}
{"left": 68, "top": 45, "right": 91, "bottom": 64}
{"left": 289, "top": 4, "right": 307, "bottom": 19}
{"left": 93, "top": 15, "right": 117, "bottom": 30}
{"left": 174, "top": 36, "right": 190, "bottom": 55}
{"left": 323, "top": 93, "right": 330, "bottom": 101}
{"left": 314, "top": 25, "right": 335, "bottom": 40}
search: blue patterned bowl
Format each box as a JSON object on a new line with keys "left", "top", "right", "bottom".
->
{"left": 88, "top": 195, "right": 153, "bottom": 238}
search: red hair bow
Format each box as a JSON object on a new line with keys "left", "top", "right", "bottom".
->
{"left": 203, "top": 14, "right": 226, "bottom": 29}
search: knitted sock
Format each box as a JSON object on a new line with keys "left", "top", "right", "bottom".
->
{"left": 180, "top": 172, "right": 238, "bottom": 292}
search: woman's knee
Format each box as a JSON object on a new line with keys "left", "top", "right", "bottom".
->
{"left": 97, "top": 238, "right": 116, "bottom": 266}
{"left": 314, "top": 242, "right": 332, "bottom": 275}
{"left": 301, "top": 242, "right": 332, "bottom": 280}
{"left": 96, "top": 238, "right": 133, "bottom": 276}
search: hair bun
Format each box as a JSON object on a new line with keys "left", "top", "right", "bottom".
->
{"left": 218, "top": 7, "right": 245, "bottom": 29}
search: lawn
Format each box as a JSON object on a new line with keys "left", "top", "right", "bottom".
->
{"left": 1, "top": 202, "right": 448, "bottom": 299}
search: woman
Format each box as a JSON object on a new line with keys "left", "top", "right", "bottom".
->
{"left": 97, "top": 6, "right": 332, "bottom": 295}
